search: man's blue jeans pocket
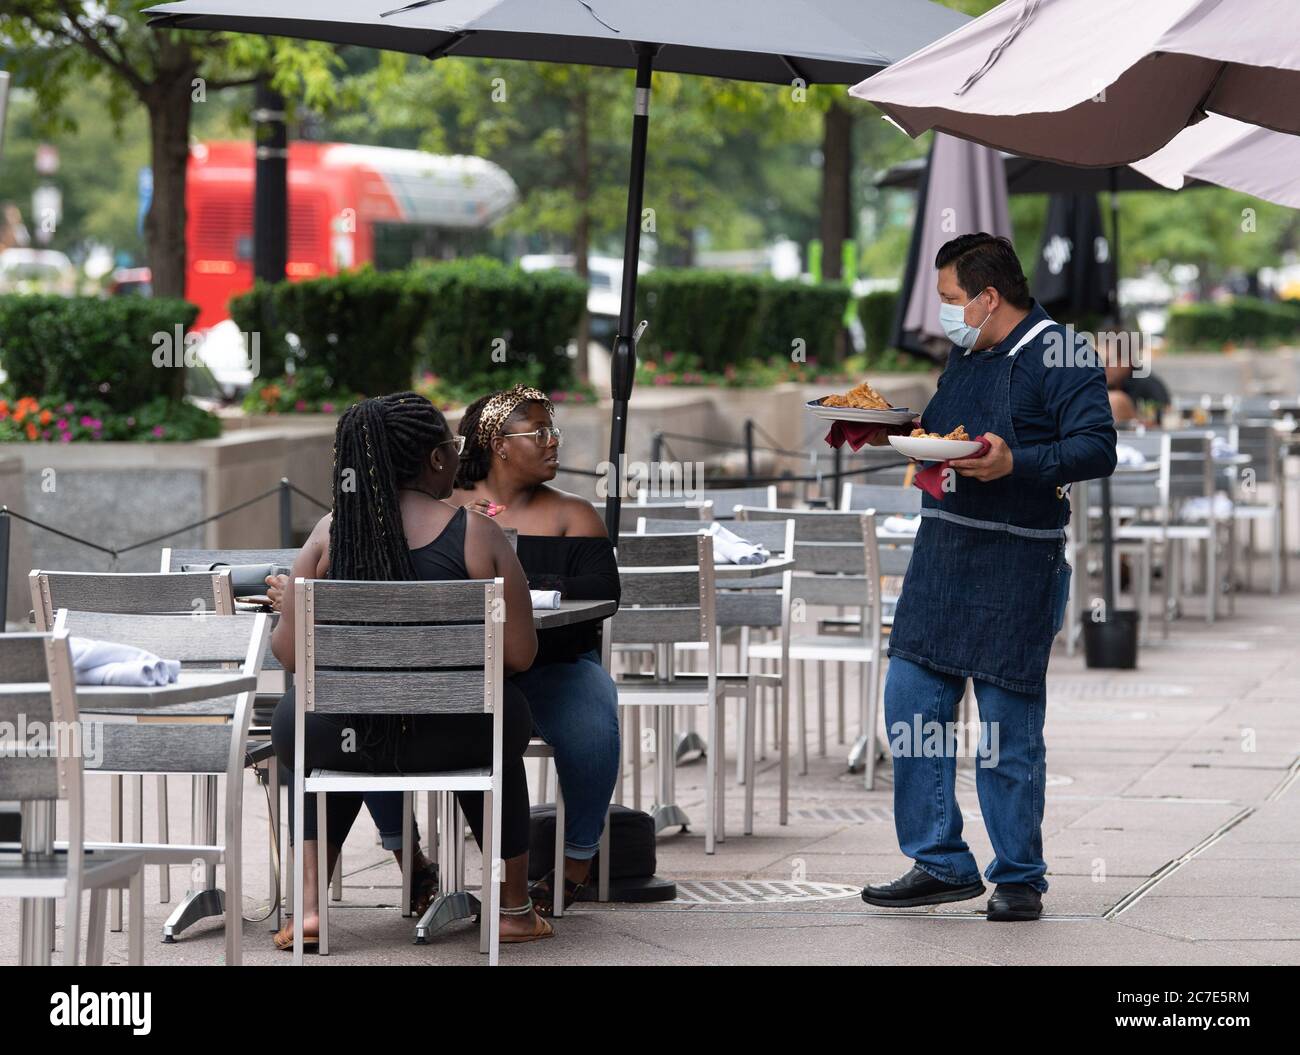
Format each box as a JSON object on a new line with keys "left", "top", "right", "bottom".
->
{"left": 1052, "top": 561, "right": 1072, "bottom": 637}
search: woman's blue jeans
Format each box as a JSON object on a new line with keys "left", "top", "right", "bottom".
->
{"left": 363, "top": 649, "right": 620, "bottom": 862}
{"left": 883, "top": 655, "right": 1049, "bottom": 893}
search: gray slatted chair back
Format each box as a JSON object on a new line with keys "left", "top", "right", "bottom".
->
{"left": 1109, "top": 431, "right": 1166, "bottom": 509}
{"left": 642, "top": 486, "right": 776, "bottom": 518}
{"left": 0, "top": 633, "right": 81, "bottom": 810}
{"left": 298, "top": 578, "right": 502, "bottom": 717}
{"left": 740, "top": 508, "right": 879, "bottom": 609}
{"left": 610, "top": 534, "right": 715, "bottom": 646}
{"left": 635, "top": 517, "right": 791, "bottom": 555}
{"left": 163, "top": 548, "right": 298, "bottom": 572}
{"left": 841, "top": 482, "right": 922, "bottom": 515}
{"left": 1234, "top": 422, "right": 1280, "bottom": 485}
{"left": 1168, "top": 433, "right": 1214, "bottom": 503}
{"left": 31, "top": 570, "right": 235, "bottom": 630}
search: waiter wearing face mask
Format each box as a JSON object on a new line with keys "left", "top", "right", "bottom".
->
{"left": 861, "top": 233, "right": 1116, "bottom": 922}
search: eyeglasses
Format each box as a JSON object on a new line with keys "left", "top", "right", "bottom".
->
{"left": 499, "top": 426, "right": 564, "bottom": 449}
{"left": 439, "top": 435, "right": 467, "bottom": 455}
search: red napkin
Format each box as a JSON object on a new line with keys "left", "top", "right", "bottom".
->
{"left": 824, "top": 421, "right": 904, "bottom": 451}
{"left": 912, "top": 435, "right": 992, "bottom": 499}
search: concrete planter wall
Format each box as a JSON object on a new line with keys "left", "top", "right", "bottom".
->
{"left": 1154, "top": 348, "right": 1300, "bottom": 399}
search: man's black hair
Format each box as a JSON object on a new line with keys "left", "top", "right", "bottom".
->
{"left": 935, "top": 232, "right": 1031, "bottom": 310}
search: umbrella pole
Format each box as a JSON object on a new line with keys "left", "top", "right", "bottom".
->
{"left": 604, "top": 43, "right": 659, "bottom": 542}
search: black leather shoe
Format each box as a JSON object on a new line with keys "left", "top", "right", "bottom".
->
{"left": 861, "top": 865, "right": 986, "bottom": 908}
{"left": 986, "top": 883, "right": 1043, "bottom": 921}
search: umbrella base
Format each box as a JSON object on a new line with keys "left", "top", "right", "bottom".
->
{"left": 1082, "top": 611, "right": 1139, "bottom": 669}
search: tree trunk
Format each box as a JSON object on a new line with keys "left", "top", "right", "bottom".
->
{"left": 572, "top": 78, "right": 592, "bottom": 386}
{"left": 818, "top": 102, "right": 853, "bottom": 283}
{"left": 819, "top": 101, "right": 854, "bottom": 362}
{"left": 143, "top": 44, "right": 198, "bottom": 303}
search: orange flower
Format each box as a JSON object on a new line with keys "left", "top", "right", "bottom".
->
{"left": 39, "top": 408, "right": 52, "bottom": 425}
{"left": 25, "top": 422, "right": 38, "bottom": 440}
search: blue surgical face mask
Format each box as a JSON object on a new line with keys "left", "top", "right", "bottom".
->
{"left": 939, "top": 292, "right": 991, "bottom": 350}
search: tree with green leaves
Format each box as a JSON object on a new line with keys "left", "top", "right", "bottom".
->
{"left": 0, "top": 2, "right": 340, "bottom": 299}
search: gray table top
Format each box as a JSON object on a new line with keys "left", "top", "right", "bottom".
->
{"left": 0, "top": 671, "right": 257, "bottom": 712}
{"left": 619, "top": 555, "right": 796, "bottom": 580}
{"left": 532, "top": 599, "right": 618, "bottom": 628}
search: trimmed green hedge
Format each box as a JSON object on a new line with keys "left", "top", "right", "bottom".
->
{"left": 230, "top": 266, "right": 425, "bottom": 396}
{"left": 231, "top": 259, "right": 586, "bottom": 397}
{"left": 412, "top": 257, "right": 585, "bottom": 392}
{"left": 0, "top": 295, "right": 199, "bottom": 411}
{"left": 635, "top": 270, "right": 851, "bottom": 371}
{"left": 1166, "top": 297, "right": 1300, "bottom": 349}
{"left": 857, "top": 289, "right": 898, "bottom": 363}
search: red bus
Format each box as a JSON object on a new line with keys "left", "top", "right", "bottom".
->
{"left": 184, "top": 140, "right": 518, "bottom": 328}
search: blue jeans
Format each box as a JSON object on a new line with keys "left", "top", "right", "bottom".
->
{"left": 364, "top": 649, "right": 620, "bottom": 861}
{"left": 510, "top": 649, "right": 621, "bottom": 861}
{"left": 883, "top": 655, "right": 1049, "bottom": 893}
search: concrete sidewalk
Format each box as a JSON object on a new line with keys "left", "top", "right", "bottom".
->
{"left": 4, "top": 575, "right": 1298, "bottom": 966}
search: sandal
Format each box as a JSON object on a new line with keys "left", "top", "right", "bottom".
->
{"left": 529, "top": 866, "right": 591, "bottom": 918}
{"left": 272, "top": 922, "right": 319, "bottom": 952}
{"left": 409, "top": 860, "right": 440, "bottom": 917}
{"left": 498, "top": 898, "right": 555, "bottom": 944}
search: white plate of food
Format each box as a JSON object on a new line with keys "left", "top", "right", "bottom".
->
{"left": 888, "top": 426, "right": 982, "bottom": 461}
{"left": 806, "top": 380, "right": 914, "bottom": 425}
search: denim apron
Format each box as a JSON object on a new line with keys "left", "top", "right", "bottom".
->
{"left": 889, "top": 319, "right": 1071, "bottom": 694}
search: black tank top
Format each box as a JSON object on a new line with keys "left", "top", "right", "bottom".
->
{"left": 409, "top": 505, "right": 470, "bottom": 581}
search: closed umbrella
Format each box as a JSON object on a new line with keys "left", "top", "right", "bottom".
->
{"left": 1031, "top": 192, "right": 1115, "bottom": 321}
{"left": 849, "top": 0, "right": 1300, "bottom": 166}
{"left": 892, "top": 132, "right": 1013, "bottom": 357}
{"left": 1132, "top": 114, "right": 1300, "bottom": 209}
{"left": 145, "top": 0, "right": 969, "bottom": 538}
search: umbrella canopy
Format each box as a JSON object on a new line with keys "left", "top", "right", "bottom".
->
{"left": 147, "top": 0, "right": 968, "bottom": 84}
{"left": 1132, "top": 114, "right": 1300, "bottom": 209}
{"left": 876, "top": 152, "right": 1183, "bottom": 195}
{"left": 146, "top": 0, "right": 969, "bottom": 539}
{"left": 1031, "top": 192, "right": 1115, "bottom": 320}
{"left": 892, "top": 132, "right": 1013, "bottom": 357}
{"left": 849, "top": 0, "right": 1300, "bottom": 166}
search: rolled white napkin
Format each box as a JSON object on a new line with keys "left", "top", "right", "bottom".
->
{"left": 1211, "top": 435, "right": 1237, "bottom": 459}
{"left": 881, "top": 515, "right": 920, "bottom": 536}
{"left": 1180, "top": 494, "right": 1234, "bottom": 521}
{"left": 530, "top": 590, "right": 562, "bottom": 610}
{"left": 706, "top": 522, "right": 769, "bottom": 565}
{"left": 1115, "top": 444, "right": 1147, "bottom": 467}
{"left": 70, "top": 637, "right": 181, "bottom": 687}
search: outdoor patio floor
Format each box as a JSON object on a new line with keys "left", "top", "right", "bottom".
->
{"left": 4, "top": 564, "right": 1298, "bottom": 966}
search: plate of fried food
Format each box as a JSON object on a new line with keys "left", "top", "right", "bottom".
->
{"left": 807, "top": 379, "right": 915, "bottom": 425}
{"left": 888, "top": 425, "right": 983, "bottom": 461}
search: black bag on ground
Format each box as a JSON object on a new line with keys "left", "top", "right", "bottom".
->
{"left": 528, "top": 803, "right": 656, "bottom": 882}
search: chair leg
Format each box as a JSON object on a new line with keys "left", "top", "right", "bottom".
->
{"left": 553, "top": 779, "right": 566, "bottom": 917}
{"left": 128, "top": 869, "right": 144, "bottom": 966}
{"left": 631, "top": 707, "right": 643, "bottom": 813}
{"left": 63, "top": 884, "right": 82, "bottom": 967}
{"left": 736, "top": 695, "right": 748, "bottom": 786}
{"left": 743, "top": 675, "right": 757, "bottom": 835}
{"left": 86, "top": 889, "right": 107, "bottom": 966}
{"left": 778, "top": 662, "right": 790, "bottom": 826}
{"left": 110, "top": 775, "right": 122, "bottom": 932}
{"left": 156, "top": 775, "right": 171, "bottom": 904}
{"left": 864, "top": 659, "right": 880, "bottom": 792}
{"left": 597, "top": 811, "right": 611, "bottom": 902}
{"left": 715, "top": 695, "right": 726, "bottom": 845}
{"left": 817, "top": 660, "right": 827, "bottom": 758}
{"left": 331, "top": 848, "right": 343, "bottom": 902}
{"left": 836, "top": 658, "right": 846, "bottom": 746}
{"left": 401, "top": 791, "right": 415, "bottom": 918}
{"left": 796, "top": 661, "right": 808, "bottom": 776}
{"left": 266, "top": 760, "right": 281, "bottom": 930}
{"left": 316, "top": 795, "right": 330, "bottom": 956}
{"left": 1206, "top": 530, "right": 1218, "bottom": 624}
{"left": 705, "top": 698, "right": 717, "bottom": 855}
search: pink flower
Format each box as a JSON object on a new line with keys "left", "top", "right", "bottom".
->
{"left": 80, "top": 416, "right": 95, "bottom": 427}
{"left": 61, "top": 403, "right": 74, "bottom": 413}
{"left": 60, "top": 433, "right": 72, "bottom": 444}
{"left": 152, "top": 425, "right": 165, "bottom": 438}
{"left": 56, "top": 418, "right": 68, "bottom": 431}
{"left": 321, "top": 402, "right": 334, "bottom": 413}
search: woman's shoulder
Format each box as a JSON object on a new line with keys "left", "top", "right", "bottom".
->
{"left": 544, "top": 486, "right": 608, "bottom": 538}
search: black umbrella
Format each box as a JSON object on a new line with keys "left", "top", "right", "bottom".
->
{"left": 1031, "top": 192, "right": 1116, "bottom": 321}
{"left": 146, "top": 0, "right": 969, "bottom": 539}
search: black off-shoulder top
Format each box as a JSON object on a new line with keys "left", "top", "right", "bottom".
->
{"left": 515, "top": 534, "right": 621, "bottom": 664}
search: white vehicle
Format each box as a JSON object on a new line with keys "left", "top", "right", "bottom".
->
{"left": 0, "top": 248, "right": 77, "bottom": 295}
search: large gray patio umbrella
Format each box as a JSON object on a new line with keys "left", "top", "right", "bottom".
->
{"left": 145, "top": 0, "right": 969, "bottom": 539}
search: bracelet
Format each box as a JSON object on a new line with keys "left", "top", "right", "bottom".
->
{"left": 499, "top": 897, "right": 534, "bottom": 917}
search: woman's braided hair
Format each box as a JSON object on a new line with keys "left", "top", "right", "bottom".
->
{"left": 329, "top": 392, "right": 452, "bottom": 582}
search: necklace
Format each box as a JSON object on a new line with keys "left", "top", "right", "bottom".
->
{"left": 398, "top": 486, "right": 444, "bottom": 501}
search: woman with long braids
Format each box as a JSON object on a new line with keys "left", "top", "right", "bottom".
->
{"left": 266, "top": 392, "right": 552, "bottom": 948}
{"left": 449, "top": 384, "right": 621, "bottom": 914}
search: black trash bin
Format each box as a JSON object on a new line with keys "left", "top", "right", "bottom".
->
{"left": 1083, "top": 610, "right": 1139, "bottom": 669}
